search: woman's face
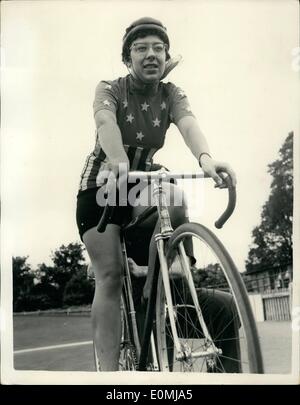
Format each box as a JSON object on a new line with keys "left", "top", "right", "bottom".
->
{"left": 129, "top": 35, "right": 167, "bottom": 83}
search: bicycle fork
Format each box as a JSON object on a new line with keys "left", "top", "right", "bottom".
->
{"left": 157, "top": 240, "right": 222, "bottom": 366}
{"left": 153, "top": 178, "right": 222, "bottom": 365}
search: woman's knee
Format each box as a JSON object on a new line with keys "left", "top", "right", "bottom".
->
{"left": 167, "top": 183, "right": 187, "bottom": 208}
{"left": 83, "top": 225, "right": 123, "bottom": 289}
{"left": 132, "top": 182, "right": 188, "bottom": 229}
{"left": 200, "top": 289, "right": 239, "bottom": 325}
{"left": 93, "top": 257, "right": 123, "bottom": 289}
{"left": 168, "top": 205, "right": 188, "bottom": 228}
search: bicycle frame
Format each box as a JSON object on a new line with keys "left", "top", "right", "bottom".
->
{"left": 97, "top": 169, "right": 236, "bottom": 371}
{"left": 121, "top": 239, "right": 141, "bottom": 361}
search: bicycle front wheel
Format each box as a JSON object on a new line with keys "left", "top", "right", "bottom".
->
{"left": 156, "top": 222, "right": 264, "bottom": 373}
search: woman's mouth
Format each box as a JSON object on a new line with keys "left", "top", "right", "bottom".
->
{"left": 143, "top": 63, "right": 158, "bottom": 70}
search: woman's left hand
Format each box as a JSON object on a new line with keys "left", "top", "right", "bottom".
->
{"left": 200, "top": 154, "right": 237, "bottom": 189}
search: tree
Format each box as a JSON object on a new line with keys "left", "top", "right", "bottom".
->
{"left": 13, "top": 256, "right": 35, "bottom": 312}
{"left": 38, "top": 242, "right": 88, "bottom": 307}
{"left": 192, "top": 264, "right": 227, "bottom": 289}
{"left": 31, "top": 263, "right": 62, "bottom": 309}
{"left": 63, "top": 266, "right": 94, "bottom": 306}
{"left": 246, "top": 132, "right": 293, "bottom": 274}
{"left": 13, "top": 243, "right": 94, "bottom": 311}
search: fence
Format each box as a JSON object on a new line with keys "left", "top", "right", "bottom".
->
{"left": 243, "top": 271, "right": 293, "bottom": 321}
{"left": 242, "top": 270, "right": 292, "bottom": 295}
{"left": 248, "top": 286, "right": 292, "bottom": 322}
{"left": 261, "top": 288, "right": 291, "bottom": 321}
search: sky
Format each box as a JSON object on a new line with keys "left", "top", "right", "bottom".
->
{"left": 1, "top": 0, "right": 299, "bottom": 272}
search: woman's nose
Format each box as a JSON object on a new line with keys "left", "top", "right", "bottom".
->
{"left": 145, "top": 46, "right": 155, "bottom": 58}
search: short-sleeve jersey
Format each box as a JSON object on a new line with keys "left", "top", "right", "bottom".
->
{"left": 79, "top": 75, "right": 194, "bottom": 191}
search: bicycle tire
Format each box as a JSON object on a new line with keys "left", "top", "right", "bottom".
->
{"left": 93, "top": 293, "right": 137, "bottom": 371}
{"left": 156, "top": 222, "right": 264, "bottom": 373}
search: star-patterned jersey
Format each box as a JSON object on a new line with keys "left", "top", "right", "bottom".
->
{"left": 79, "top": 75, "right": 194, "bottom": 191}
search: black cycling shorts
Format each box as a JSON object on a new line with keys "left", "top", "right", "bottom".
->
{"left": 76, "top": 163, "right": 174, "bottom": 241}
{"left": 76, "top": 185, "right": 158, "bottom": 266}
{"left": 76, "top": 186, "right": 133, "bottom": 242}
{"left": 76, "top": 181, "right": 194, "bottom": 267}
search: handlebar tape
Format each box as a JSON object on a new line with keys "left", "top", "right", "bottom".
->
{"left": 214, "top": 176, "right": 236, "bottom": 229}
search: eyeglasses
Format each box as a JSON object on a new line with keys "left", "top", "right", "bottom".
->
{"left": 130, "top": 42, "right": 167, "bottom": 55}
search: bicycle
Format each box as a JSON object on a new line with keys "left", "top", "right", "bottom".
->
{"left": 93, "top": 169, "right": 264, "bottom": 373}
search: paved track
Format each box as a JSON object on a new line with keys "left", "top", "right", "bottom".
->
{"left": 13, "top": 316, "right": 292, "bottom": 373}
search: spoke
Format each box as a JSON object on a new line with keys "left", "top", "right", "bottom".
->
{"left": 217, "top": 353, "right": 247, "bottom": 365}
{"left": 213, "top": 312, "right": 241, "bottom": 342}
{"left": 199, "top": 294, "right": 233, "bottom": 329}
{"left": 169, "top": 282, "right": 207, "bottom": 339}
{"left": 213, "top": 336, "right": 244, "bottom": 343}
{"left": 214, "top": 362, "right": 226, "bottom": 373}
{"left": 157, "top": 230, "right": 258, "bottom": 373}
{"left": 174, "top": 309, "right": 205, "bottom": 338}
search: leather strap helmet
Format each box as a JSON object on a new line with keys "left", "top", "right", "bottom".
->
{"left": 122, "top": 17, "right": 170, "bottom": 63}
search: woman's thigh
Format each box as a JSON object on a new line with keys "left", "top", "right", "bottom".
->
{"left": 83, "top": 224, "right": 123, "bottom": 281}
{"left": 126, "top": 182, "right": 189, "bottom": 265}
{"left": 131, "top": 181, "right": 188, "bottom": 229}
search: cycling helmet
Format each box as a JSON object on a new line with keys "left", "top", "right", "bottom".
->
{"left": 122, "top": 17, "right": 170, "bottom": 64}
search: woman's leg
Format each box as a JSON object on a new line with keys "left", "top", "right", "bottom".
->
{"left": 198, "top": 289, "right": 241, "bottom": 372}
{"left": 129, "top": 182, "right": 193, "bottom": 300}
{"left": 83, "top": 224, "right": 123, "bottom": 371}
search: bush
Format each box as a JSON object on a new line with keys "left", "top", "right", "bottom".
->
{"left": 62, "top": 269, "right": 94, "bottom": 307}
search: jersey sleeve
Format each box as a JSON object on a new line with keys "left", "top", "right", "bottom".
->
{"left": 168, "top": 84, "right": 195, "bottom": 125}
{"left": 93, "top": 80, "right": 119, "bottom": 116}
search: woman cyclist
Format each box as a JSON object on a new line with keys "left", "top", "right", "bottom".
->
{"left": 76, "top": 17, "right": 237, "bottom": 371}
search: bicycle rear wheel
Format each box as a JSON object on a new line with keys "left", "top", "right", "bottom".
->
{"left": 156, "top": 222, "right": 264, "bottom": 373}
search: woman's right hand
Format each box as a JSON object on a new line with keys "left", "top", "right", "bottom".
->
{"left": 95, "top": 159, "right": 129, "bottom": 208}
{"left": 105, "top": 158, "right": 130, "bottom": 195}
